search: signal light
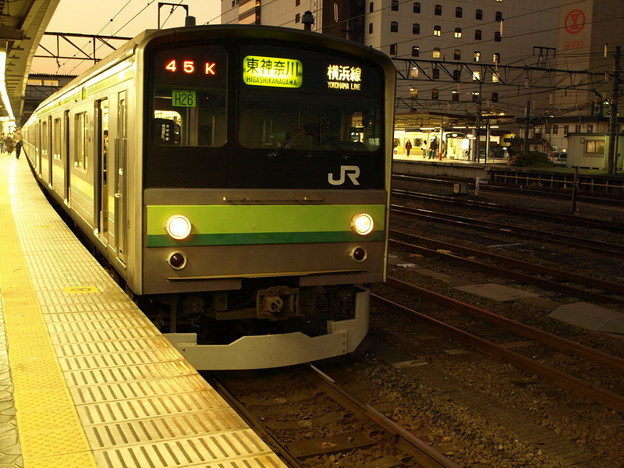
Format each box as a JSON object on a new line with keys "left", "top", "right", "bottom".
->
{"left": 167, "top": 251, "right": 187, "bottom": 270}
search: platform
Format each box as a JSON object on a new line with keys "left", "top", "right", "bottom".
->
{"left": 0, "top": 154, "right": 286, "bottom": 467}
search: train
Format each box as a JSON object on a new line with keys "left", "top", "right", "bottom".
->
{"left": 22, "top": 24, "right": 396, "bottom": 370}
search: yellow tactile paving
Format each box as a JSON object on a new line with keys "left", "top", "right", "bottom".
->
{"left": 0, "top": 158, "right": 96, "bottom": 467}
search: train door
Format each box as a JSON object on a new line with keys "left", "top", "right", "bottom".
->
{"left": 114, "top": 91, "right": 128, "bottom": 265}
{"left": 64, "top": 110, "right": 71, "bottom": 204}
{"left": 96, "top": 98, "right": 110, "bottom": 243}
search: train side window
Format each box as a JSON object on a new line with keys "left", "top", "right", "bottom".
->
{"left": 74, "top": 112, "right": 88, "bottom": 169}
{"left": 53, "top": 118, "right": 61, "bottom": 160}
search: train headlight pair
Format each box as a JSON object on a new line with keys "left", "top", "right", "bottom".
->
{"left": 165, "top": 215, "right": 192, "bottom": 240}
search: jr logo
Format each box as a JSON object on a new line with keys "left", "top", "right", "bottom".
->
{"left": 327, "top": 165, "right": 361, "bottom": 186}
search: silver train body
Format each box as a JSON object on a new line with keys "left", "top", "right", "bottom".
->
{"left": 22, "top": 25, "right": 396, "bottom": 370}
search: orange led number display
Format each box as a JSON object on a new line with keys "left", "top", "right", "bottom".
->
{"left": 164, "top": 59, "right": 217, "bottom": 75}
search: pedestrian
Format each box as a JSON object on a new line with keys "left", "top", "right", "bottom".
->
{"left": 5, "top": 133, "right": 14, "bottom": 155}
{"left": 14, "top": 129, "right": 22, "bottom": 159}
{"left": 405, "top": 139, "right": 412, "bottom": 157}
{"left": 429, "top": 136, "right": 438, "bottom": 159}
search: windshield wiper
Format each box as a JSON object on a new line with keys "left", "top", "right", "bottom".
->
{"left": 268, "top": 127, "right": 301, "bottom": 158}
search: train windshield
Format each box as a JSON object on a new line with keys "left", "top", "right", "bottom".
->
{"left": 238, "top": 45, "right": 382, "bottom": 153}
{"left": 151, "top": 44, "right": 227, "bottom": 147}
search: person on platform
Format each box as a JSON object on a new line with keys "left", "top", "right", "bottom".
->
{"left": 405, "top": 139, "right": 412, "bottom": 157}
{"left": 429, "top": 136, "right": 438, "bottom": 159}
{"left": 14, "top": 129, "right": 23, "bottom": 159}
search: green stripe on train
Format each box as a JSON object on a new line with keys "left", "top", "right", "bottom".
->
{"left": 146, "top": 204, "right": 386, "bottom": 247}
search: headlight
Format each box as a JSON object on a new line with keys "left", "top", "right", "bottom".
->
{"left": 165, "top": 215, "right": 192, "bottom": 240}
{"left": 351, "top": 213, "right": 374, "bottom": 236}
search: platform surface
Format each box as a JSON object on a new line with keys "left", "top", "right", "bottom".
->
{"left": 0, "top": 154, "right": 285, "bottom": 467}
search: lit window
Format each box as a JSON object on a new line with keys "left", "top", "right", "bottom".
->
{"left": 452, "top": 90, "right": 459, "bottom": 101}
{"left": 409, "top": 87, "right": 419, "bottom": 97}
{"left": 412, "top": 46, "right": 420, "bottom": 57}
{"left": 410, "top": 66, "right": 419, "bottom": 78}
{"left": 473, "top": 71, "right": 481, "bottom": 81}
{"left": 433, "top": 47, "right": 441, "bottom": 59}
{"left": 433, "top": 25, "right": 441, "bottom": 36}
{"left": 474, "top": 51, "right": 481, "bottom": 62}
{"left": 454, "top": 28, "right": 462, "bottom": 38}
{"left": 492, "top": 72, "right": 500, "bottom": 83}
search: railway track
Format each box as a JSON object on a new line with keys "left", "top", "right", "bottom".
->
{"left": 374, "top": 278, "right": 624, "bottom": 414}
{"left": 207, "top": 365, "right": 458, "bottom": 467}
{"left": 389, "top": 229, "right": 624, "bottom": 304}
{"left": 391, "top": 203, "right": 624, "bottom": 258}
{"left": 393, "top": 173, "right": 624, "bottom": 208}
{"left": 391, "top": 188, "right": 624, "bottom": 233}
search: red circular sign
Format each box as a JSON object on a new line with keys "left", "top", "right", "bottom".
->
{"left": 565, "top": 9, "right": 585, "bottom": 34}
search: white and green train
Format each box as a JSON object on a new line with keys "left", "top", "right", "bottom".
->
{"left": 23, "top": 24, "right": 396, "bottom": 370}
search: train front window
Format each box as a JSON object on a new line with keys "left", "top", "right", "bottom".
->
{"left": 239, "top": 46, "right": 383, "bottom": 153}
{"left": 151, "top": 45, "right": 227, "bottom": 147}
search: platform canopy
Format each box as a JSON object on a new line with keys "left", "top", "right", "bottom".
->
{"left": 0, "top": 0, "right": 60, "bottom": 124}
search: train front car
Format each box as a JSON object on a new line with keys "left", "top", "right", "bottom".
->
{"left": 141, "top": 26, "right": 395, "bottom": 370}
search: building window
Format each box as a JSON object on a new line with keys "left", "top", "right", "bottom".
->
{"left": 296, "top": 0, "right": 300, "bottom": 5}
{"left": 472, "top": 70, "right": 481, "bottom": 81}
{"left": 410, "top": 66, "right": 419, "bottom": 77}
{"left": 391, "top": 0, "right": 399, "bottom": 11}
{"left": 587, "top": 124, "right": 594, "bottom": 133}
{"left": 391, "top": 21, "right": 398, "bottom": 32}
{"left": 433, "top": 25, "right": 441, "bottom": 36}
{"left": 563, "top": 124, "right": 569, "bottom": 135}
{"left": 432, "top": 89, "right": 439, "bottom": 100}
{"left": 575, "top": 124, "right": 582, "bottom": 133}
{"left": 433, "top": 47, "right": 441, "bottom": 59}
{"left": 585, "top": 140, "right": 604, "bottom": 153}
{"left": 454, "top": 28, "right": 462, "bottom": 38}
{"left": 295, "top": 13, "right": 300, "bottom": 22}
{"left": 390, "top": 43, "right": 398, "bottom": 55}
{"left": 412, "top": 46, "right": 420, "bottom": 57}
{"left": 413, "top": 2, "right": 421, "bottom": 13}
{"left": 491, "top": 92, "right": 499, "bottom": 102}
{"left": 474, "top": 51, "right": 481, "bottom": 62}
{"left": 413, "top": 23, "right": 420, "bottom": 34}
{"left": 475, "top": 29, "right": 482, "bottom": 40}
{"left": 433, "top": 68, "right": 440, "bottom": 79}
{"left": 369, "top": 22, "right": 373, "bottom": 34}
{"left": 476, "top": 9, "right": 483, "bottom": 20}
{"left": 494, "top": 31, "right": 501, "bottom": 42}
{"left": 452, "top": 90, "right": 460, "bottom": 101}
{"left": 455, "top": 7, "right": 463, "bottom": 18}
{"left": 472, "top": 92, "right": 480, "bottom": 102}
{"left": 495, "top": 11, "right": 503, "bottom": 21}
{"left": 369, "top": 2, "right": 374, "bottom": 13}
{"left": 492, "top": 72, "right": 500, "bottom": 83}
{"left": 493, "top": 53, "right": 501, "bottom": 63}
{"left": 454, "top": 49, "right": 461, "bottom": 60}
{"left": 434, "top": 4, "right": 442, "bottom": 15}
{"left": 552, "top": 125, "right": 559, "bottom": 135}
{"left": 410, "top": 87, "right": 419, "bottom": 97}
{"left": 453, "top": 69, "right": 461, "bottom": 80}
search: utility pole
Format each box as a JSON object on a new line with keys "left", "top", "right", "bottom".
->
{"left": 523, "top": 100, "right": 531, "bottom": 154}
{"left": 607, "top": 45, "right": 621, "bottom": 175}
